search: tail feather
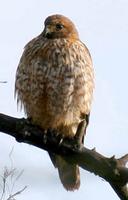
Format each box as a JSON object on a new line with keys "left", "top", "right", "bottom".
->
{"left": 56, "top": 155, "right": 80, "bottom": 191}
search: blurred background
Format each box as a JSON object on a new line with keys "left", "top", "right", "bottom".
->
{"left": 0, "top": 0, "right": 128, "bottom": 199}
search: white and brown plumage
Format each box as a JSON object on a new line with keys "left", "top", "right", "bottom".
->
{"left": 15, "top": 14, "right": 94, "bottom": 191}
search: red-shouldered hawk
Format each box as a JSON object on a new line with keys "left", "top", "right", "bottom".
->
{"left": 15, "top": 14, "right": 94, "bottom": 191}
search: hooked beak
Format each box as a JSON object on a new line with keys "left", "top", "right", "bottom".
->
{"left": 44, "top": 25, "right": 54, "bottom": 38}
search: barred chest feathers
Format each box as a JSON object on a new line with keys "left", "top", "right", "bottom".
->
{"left": 15, "top": 38, "right": 94, "bottom": 136}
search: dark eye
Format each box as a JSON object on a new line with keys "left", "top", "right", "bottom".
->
{"left": 56, "top": 23, "right": 64, "bottom": 30}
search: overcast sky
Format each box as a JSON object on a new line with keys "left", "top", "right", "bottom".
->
{"left": 0, "top": 1, "right": 128, "bottom": 200}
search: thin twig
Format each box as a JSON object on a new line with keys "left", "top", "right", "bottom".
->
{"left": 6, "top": 186, "right": 27, "bottom": 200}
{"left": 0, "top": 81, "right": 7, "bottom": 84}
{"left": 0, "top": 176, "right": 6, "bottom": 200}
{"left": 11, "top": 170, "right": 24, "bottom": 194}
{"left": 0, "top": 148, "right": 27, "bottom": 200}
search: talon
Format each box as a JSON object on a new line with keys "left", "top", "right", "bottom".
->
{"left": 59, "top": 138, "right": 63, "bottom": 145}
{"left": 72, "top": 140, "right": 82, "bottom": 151}
{"left": 43, "top": 129, "right": 47, "bottom": 143}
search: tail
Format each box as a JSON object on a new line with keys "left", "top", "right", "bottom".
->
{"left": 55, "top": 155, "right": 80, "bottom": 191}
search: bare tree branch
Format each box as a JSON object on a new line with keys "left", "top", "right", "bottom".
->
{"left": 0, "top": 113, "right": 128, "bottom": 200}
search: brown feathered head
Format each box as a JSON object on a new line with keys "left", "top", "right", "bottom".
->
{"left": 43, "top": 14, "right": 79, "bottom": 39}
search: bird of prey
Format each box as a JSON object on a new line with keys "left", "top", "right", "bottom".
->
{"left": 15, "top": 14, "right": 94, "bottom": 191}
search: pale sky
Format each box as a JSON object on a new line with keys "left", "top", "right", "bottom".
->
{"left": 0, "top": 1, "right": 128, "bottom": 200}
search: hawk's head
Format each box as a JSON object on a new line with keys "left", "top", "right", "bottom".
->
{"left": 43, "top": 14, "right": 79, "bottom": 40}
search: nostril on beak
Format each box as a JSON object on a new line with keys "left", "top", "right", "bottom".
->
{"left": 45, "top": 32, "right": 52, "bottom": 38}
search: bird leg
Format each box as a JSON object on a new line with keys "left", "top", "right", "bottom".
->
{"left": 73, "top": 114, "right": 90, "bottom": 150}
{"left": 73, "top": 119, "right": 87, "bottom": 150}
